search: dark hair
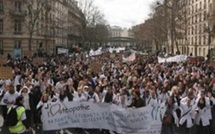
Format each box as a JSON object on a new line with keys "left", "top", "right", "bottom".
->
{"left": 15, "top": 96, "right": 24, "bottom": 106}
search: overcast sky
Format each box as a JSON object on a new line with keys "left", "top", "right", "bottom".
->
{"left": 94, "top": 0, "right": 157, "bottom": 28}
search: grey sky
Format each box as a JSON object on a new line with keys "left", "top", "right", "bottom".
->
{"left": 94, "top": 0, "right": 157, "bottom": 28}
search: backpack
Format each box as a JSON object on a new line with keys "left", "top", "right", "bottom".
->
{"left": 4, "top": 106, "right": 19, "bottom": 127}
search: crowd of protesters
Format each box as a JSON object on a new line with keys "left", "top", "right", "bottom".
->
{"left": 0, "top": 51, "right": 215, "bottom": 134}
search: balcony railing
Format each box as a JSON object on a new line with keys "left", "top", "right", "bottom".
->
{"left": 9, "top": 9, "right": 27, "bottom": 17}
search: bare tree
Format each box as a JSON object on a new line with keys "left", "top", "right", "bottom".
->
{"left": 23, "top": 0, "right": 49, "bottom": 51}
{"left": 79, "top": 0, "right": 105, "bottom": 27}
{"left": 79, "top": 0, "right": 108, "bottom": 49}
{"left": 133, "top": 1, "right": 168, "bottom": 52}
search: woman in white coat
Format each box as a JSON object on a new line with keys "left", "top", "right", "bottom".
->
{"left": 161, "top": 97, "right": 178, "bottom": 134}
{"left": 73, "top": 87, "right": 87, "bottom": 102}
{"left": 113, "top": 89, "right": 128, "bottom": 108}
{"left": 194, "top": 91, "right": 210, "bottom": 134}
{"left": 179, "top": 97, "right": 195, "bottom": 134}
{"left": 73, "top": 87, "right": 86, "bottom": 133}
{"left": 19, "top": 86, "right": 31, "bottom": 126}
{"left": 207, "top": 91, "right": 215, "bottom": 134}
{"left": 37, "top": 94, "right": 56, "bottom": 134}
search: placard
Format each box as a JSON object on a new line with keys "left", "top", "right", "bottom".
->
{"left": 23, "top": 51, "right": 32, "bottom": 57}
{"left": 110, "top": 53, "right": 116, "bottom": 59}
{"left": 0, "top": 57, "right": 7, "bottom": 65}
{"left": 0, "top": 67, "right": 13, "bottom": 79}
{"left": 33, "top": 58, "right": 43, "bottom": 65}
{"left": 89, "top": 61, "right": 103, "bottom": 73}
{"left": 42, "top": 102, "right": 166, "bottom": 134}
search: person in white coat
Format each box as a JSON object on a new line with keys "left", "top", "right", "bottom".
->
{"left": 161, "top": 97, "right": 178, "bottom": 134}
{"left": 179, "top": 97, "right": 195, "bottom": 134}
{"left": 113, "top": 88, "right": 129, "bottom": 108}
{"left": 37, "top": 94, "right": 56, "bottom": 134}
{"left": 86, "top": 85, "right": 99, "bottom": 103}
{"left": 146, "top": 87, "right": 159, "bottom": 106}
{"left": 73, "top": 87, "right": 87, "bottom": 102}
{"left": 19, "top": 86, "right": 31, "bottom": 126}
{"left": 56, "top": 89, "right": 68, "bottom": 102}
{"left": 73, "top": 87, "right": 86, "bottom": 133}
{"left": 194, "top": 91, "right": 210, "bottom": 134}
{"left": 207, "top": 91, "right": 215, "bottom": 134}
{"left": 3, "top": 84, "right": 19, "bottom": 109}
{"left": 0, "top": 80, "right": 7, "bottom": 120}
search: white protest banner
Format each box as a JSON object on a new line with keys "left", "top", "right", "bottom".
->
{"left": 109, "top": 47, "right": 125, "bottom": 53}
{"left": 158, "top": 57, "right": 166, "bottom": 63}
{"left": 158, "top": 55, "right": 187, "bottom": 63}
{"left": 42, "top": 102, "right": 166, "bottom": 134}
{"left": 57, "top": 48, "right": 69, "bottom": 54}
{"left": 123, "top": 53, "right": 136, "bottom": 62}
{"left": 89, "top": 47, "right": 103, "bottom": 56}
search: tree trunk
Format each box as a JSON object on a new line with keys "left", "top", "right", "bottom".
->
{"left": 171, "top": 30, "right": 174, "bottom": 54}
{"left": 175, "top": 39, "right": 179, "bottom": 53}
{"left": 155, "top": 41, "right": 159, "bottom": 51}
{"left": 29, "top": 33, "right": 33, "bottom": 51}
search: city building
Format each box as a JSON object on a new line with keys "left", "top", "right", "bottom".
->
{"left": 107, "top": 26, "right": 134, "bottom": 47}
{"left": 176, "top": 0, "right": 214, "bottom": 57}
{"left": 110, "top": 26, "right": 122, "bottom": 38}
{"left": 0, "top": 0, "right": 83, "bottom": 57}
{"left": 66, "top": 0, "right": 84, "bottom": 48}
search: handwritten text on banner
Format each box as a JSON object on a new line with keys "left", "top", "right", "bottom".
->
{"left": 42, "top": 102, "right": 166, "bottom": 134}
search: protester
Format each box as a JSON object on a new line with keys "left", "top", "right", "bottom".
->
{"left": 179, "top": 97, "right": 195, "bottom": 134}
{"left": 19, "top": 86, "right": 31, "bottom": 126}
{"left": 128, "top": 91, "right": 145, "bottom": 108}
{"left": 3, "top": 84, "right": 19, "bottom": 109}
{"left": 29, "top": 86, "right": 42, "bottom": 129}
{"left": 7, "top": 96, "right": 31, "bottom": 134}
{"left": 0, "top": 49, "right": 215, "bottom": 134}
{"left": 161, "top": 97, "right": 177, "bottom": 134}
{"left": 195, "top": 91, "right": 210, "bottom": 134}
{"left": 0, "top": 79, "right": 7, "bottom": 120}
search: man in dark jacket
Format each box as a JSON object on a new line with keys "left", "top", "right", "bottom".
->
{"left": 129, "top": 91, "right": 145, "bottom": 108}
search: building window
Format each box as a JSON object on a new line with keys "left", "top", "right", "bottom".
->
{"left": 14, "top": 20, "right": 22, "bottom": 34}
{"left": 15, "top": 1, "right": 21, "bottom": 12}
{"left": 199, "top": 48, "right": 201, "bottom": 56}
{"left": 0, "top": 19, "right": 3, "bottom": 33}
{"left": 0, "top": 40, "right": 3, "bottom": 54}
{"left": 203, "top": 48, "right": 206, "bottom": 56}
{"left": 0, "top": 1, "right": 3, "bottom": 12}
{"left": 203, "top": 11, "right": 207, "bottom": 21}
{"left": 14, "top": 40, "right": 21, "bottom": 49}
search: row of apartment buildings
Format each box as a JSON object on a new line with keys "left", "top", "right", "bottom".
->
{"left": 0, "top": 0, "right": 84, "bottom": 57}
{"left": 168, "top": 0, "right": 215, "bottom": 57}
{"left": 132, "top": 0, "right": 215, "bottom": 57}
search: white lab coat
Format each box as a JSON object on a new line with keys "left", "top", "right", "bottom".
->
{"left": 73, "top": 91, "right": 87, "bottom": 102}
{"left": 146, "top": 96, "right": 159, "bottom": 106}
{"left": 194, "top": 97, "right": 211, "bottom": 126}
{"left": 86, "top": 92, "right": 100, "bottom": 103}
{"left": 113, "top": 94, "right": 129, "bottom": 108}
{"left": 207, "top": 97, "right": 215, "bottom": 120}
{"left": 179, "top": 102, "right": 195, "bottom": 128}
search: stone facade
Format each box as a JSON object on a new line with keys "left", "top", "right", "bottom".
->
{"left": 0, "top": 0, "right": 83, "bottom": 57}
